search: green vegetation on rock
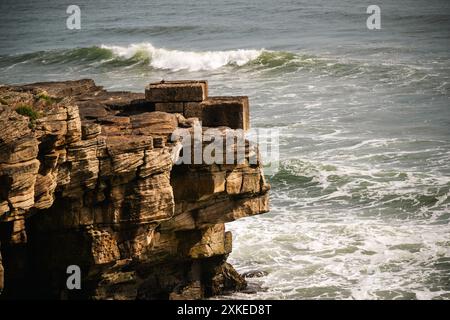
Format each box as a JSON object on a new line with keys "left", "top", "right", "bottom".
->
{"left": 37, "top": 92, "right": 62, "bottom": 104}
{"left": 15, "top": 104, "right": 40, "bottom": 120}
{"left": 15, "top": 104, "right": 41, "bottom": 129}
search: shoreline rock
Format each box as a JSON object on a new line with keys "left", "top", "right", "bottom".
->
{"left": 0, "top": 79, "right": 270, "bottom": 300}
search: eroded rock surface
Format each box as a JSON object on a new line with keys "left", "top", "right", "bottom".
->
{"left": 0, "top": 79, "right": 269, "bottom": 299}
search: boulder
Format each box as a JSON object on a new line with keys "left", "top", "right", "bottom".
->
{"left": 145, "top": 80, "right": 208, "bottom": 102}
{"left": 202, "top": 96, "right": 250, "bottom": 130}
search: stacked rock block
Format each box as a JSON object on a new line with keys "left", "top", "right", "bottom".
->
{"left": 0, "top": 79, "right": 269, "bottom": 300}
{"left": 146, "top": 80, "right": 250, "bottom": 131}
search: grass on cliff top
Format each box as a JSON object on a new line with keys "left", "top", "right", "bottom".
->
{"left": 37, "top": 92, "right": 62, "bottom": 105}
{"left": 15, "top": 104, "right": 40, "bottom": 121}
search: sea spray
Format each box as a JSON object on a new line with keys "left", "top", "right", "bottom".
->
{"left": 101, "top": 43, "right": 264, "bottom": 71}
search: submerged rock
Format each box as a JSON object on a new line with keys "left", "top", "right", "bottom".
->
{"left": 242, "top": 270, "right": 269, "bottom": 278}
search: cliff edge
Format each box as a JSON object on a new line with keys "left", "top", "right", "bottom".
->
{"left": 0, "top": 79, "right": 269, "bottom": 299}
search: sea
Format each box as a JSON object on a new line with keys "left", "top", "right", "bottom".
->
{"left": 0, "top": 0, "right": 449, "bottom": 299}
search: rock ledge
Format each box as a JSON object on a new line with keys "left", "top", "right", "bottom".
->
{"left": 0, "top": 79, "right": 269, "bottom": 299}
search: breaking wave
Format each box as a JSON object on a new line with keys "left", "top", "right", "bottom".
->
{"left": 0, "top": 42, "right": 319, "bottom": 72}
{"left": 270, "top": 158, "right": 450, "bottom": 221}
{"left": 101, "top": 43, "right": 263, "bottom": 71}
{"left": 1, "top": 42, "right": 448, "bottom": 94}
{"left": 0, "top": 42, "right": 267, "bottom": 72}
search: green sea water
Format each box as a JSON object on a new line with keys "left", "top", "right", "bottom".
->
{"left": 1, "top": 0, "right": 449, "bottom": 299}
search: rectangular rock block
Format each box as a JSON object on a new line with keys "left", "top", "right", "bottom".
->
{"left": 196, "top": 194, "right": 269, "bottom": 227}
{"left": 155, "top": 102, "right": 184, "bottom": 113}
{"left": 172, "top": 170, "right": 225, "bottom": 201}
{"left": 184, "top": 102, "right": 202, "bottom": 118}
{"left": 186, "top": 224, "right": 226, "bottom": 259}
{"left": 145, "top": 80, "right": 208, "bottom": 102}
{"left": 87, "top": 228, "right": 121, "bottom": 265}
{"left": 201, "top": 96, "right": 249, "bottom": 131}
{"left": 226, "top": 170, "right": 243, "bottom": 195}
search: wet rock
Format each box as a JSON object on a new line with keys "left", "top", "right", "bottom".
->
{"left": 204, "top": 260, "right": 247, "bottom": 296}
{"left": 242, "top": 270, "right": 269, "bottom": 278}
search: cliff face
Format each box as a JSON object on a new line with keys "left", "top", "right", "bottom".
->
{"left": 0, "top": 79, "right": 269, "bottom": 299}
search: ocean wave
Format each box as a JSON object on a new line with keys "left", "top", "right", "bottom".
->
{"left": 270, "top": 158, "right": 450, "bottom": 220}
{"left": 227, "top": 210, "right": 450, "bottom": 299}
{"left": 0, "top": 42, "right": 310, "bottom": 72}
{"left": 1, "top": 43, "right": 448, "bottom": 94}
{"left": 101, "top": 43, "right": 264, "bottom": 71}
{"left": 0, "top": 43, "right": 266, "bottom": 72}
{"left": 0, "top": 45, "right": 352, "bottom": 73}
{"left": 93, "top": 25, "right": 199, "bottom": 36}
{"left": 0, "top": 47, "right": 114, "bottom": 66}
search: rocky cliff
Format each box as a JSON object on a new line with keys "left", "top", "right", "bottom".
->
{"left": 0, "top": 79, "right": 269, "bottom": 299}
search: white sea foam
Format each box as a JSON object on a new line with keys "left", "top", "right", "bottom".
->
{"left": 226, "top": 211, "right": 450, "bottom": 300}
{"left": 101, "top": 42, "right": 264, "bottom": 71}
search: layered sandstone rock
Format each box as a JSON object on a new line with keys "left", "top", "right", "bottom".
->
{"left": 0, "top": 79, "right": 269, "bottom": 299}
